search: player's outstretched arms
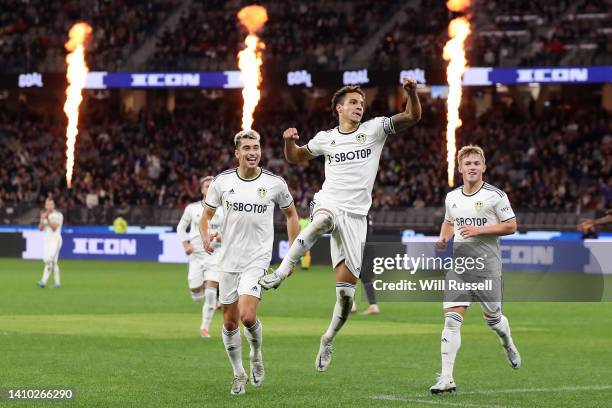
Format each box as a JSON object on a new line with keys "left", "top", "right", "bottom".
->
{"left": 391, "top": 77, "right": 422, "bottom": 133}
{"left": 283, "top": 128, "right": 315, "bottom": 164}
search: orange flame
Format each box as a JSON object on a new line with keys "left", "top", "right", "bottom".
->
{"left": 237, "top": 5, "right": 268, "bottom": 130}
{"left": 64, "top": 22, "right": 91, "bottom": 189}
{"left": 443, "top": 14, "right": 470, "bottom": 187}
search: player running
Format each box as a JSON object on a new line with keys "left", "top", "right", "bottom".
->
{"left": 177, "top": 176, "right": 223, "bottom": 338}
{"left": 37, "top": 198, "right": 63, "bottom": 288}
{"left": 259, "top": 77, "right": 421, "bottom": 372}
{"left": 430, "top": 145, "right": 521, "bottom": 394}
{"left": 199, "top": 129, "right": 299, "bottom": 396}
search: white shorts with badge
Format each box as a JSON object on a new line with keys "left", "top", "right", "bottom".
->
{"left": 187, "top": 251, "right": 220, "bottom": 289}
{"left": 311, "top": 192, "right": 367, "bottom": 278}
{"left": 218, "top": 268, "right": 266, "bottom": 305}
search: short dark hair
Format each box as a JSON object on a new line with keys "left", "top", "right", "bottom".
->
{"left": 331, "top": 86, "right": 365, "bottom": 120}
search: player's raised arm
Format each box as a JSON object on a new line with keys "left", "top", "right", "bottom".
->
{"left": 283, "top": 127, "right": 315, "bottom": 164}
{"left": 390, "top": 77, "right": 422, "bottom": 133}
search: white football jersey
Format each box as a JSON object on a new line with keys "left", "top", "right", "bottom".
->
{"left": 444, "top": 182, "right": 516, "bottom": 275}
{"left": 306, "top": 116, "right": 396, "bottom": 215}
{"left": 204, "top": 168, "right": 294, "bottom": 273}
{"left": 177, "top": 201, "right": 224, "bottom": 254}
{"left": 43, "top": 210, "right": 63, "bottom": 241}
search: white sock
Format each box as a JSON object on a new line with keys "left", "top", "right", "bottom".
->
{"left": 222, "top": 326, "right": 246, "bottom": 377}
{"left": 323, "top": 283, "right": 355, "bottom": 341}
{"left": 52, "top": 263, "right": 60, "bottom": 286}
{"left": 276, "top": 212, "right": 333, "bottom": 278}
{"left": 201, "top": 288, "right": 217, "bottom": 330}
{"left": 441, "top": 312, "right": 463, "bottom": 379}
{"left": 191, "top": 290, "right": 205, "bottom": 302}
{"left": 487, "top": 314, "right": 513, "bottom": 347}
{"left": 243, "top": 319, "right": 263, "bottom": 358}
{"left": 41, "top": 262, "right": 52, "bottom": 284}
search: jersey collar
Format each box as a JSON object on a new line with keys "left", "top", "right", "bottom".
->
{"left": 337, "top": 123, "right": 361, "bottom": 135}
{"left": 461, "top": 181, "right": 485, "bottom": 197}
{"left": 236, "top": 167, "right": 262, "bottom": 182}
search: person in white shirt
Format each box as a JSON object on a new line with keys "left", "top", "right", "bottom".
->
{"left": 177, "top": 176, "right": 224, "bottom": 338}
{"left": 37, "top": 198, "right": 63, "bottom": 288}
{"left": 199, "top": 130, "right": 299, "bottom": 396}
{"left": 430, "top": 145, "right": 521, "bottom": 395}
{"left": 260, "top": 77, "right": 421, "bottom": 372}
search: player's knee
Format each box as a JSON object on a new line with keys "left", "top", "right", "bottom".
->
{"left": 311, "top": 211, "right": 334, "bottom": 234}
{"left": 444, "top": 312, "right": 464, "bottom": 330}
{"left": 223, "top": 321, "right": 239, "bottom": 332}
{"left": 240, "top": 311, "right": 257, "bottom": 328}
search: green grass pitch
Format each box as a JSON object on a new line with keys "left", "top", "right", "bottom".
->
{"left": 1, "top": 258, "right": 611, "bottom": 407}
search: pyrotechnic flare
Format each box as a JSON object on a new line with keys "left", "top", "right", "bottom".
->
{"left": 443, "top": 0, "right": 471, "bottom": 187}
{"left": 237, "top": 5, "right": 268, "bottom": 130}
{"left": 64, "top": 22, "right": 91, "bottom": 189}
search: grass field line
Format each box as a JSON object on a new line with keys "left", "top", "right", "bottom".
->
{"left": 372, "top": 395, "right": 510, "bottom": 408}
{"left": 374, "top": 384, "right": 612, "bottom": 405}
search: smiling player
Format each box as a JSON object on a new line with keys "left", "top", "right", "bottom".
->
{"left": 200, "top": 129, "right": 299, "bottom": 395}
{"left": 431, "top": 145, "right": 521, "bottom": 394}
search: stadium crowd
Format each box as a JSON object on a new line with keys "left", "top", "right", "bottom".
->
{"left": 1, "top": 90, "right": 609, "bottom": 221}
{"left": 1, "top": 0, "right": 179, "bottom": 73}
{"left": 151, "top": 0, "right": 401, "bottom": 71}
{"left": 2, "top": 0, "right": 608, "bottom": 74}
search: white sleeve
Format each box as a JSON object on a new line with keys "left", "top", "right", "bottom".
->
{"left": 177, "top": 207, "right": 191, "bottom": 242}
{"left": 444, "top": 195, "right": 454, "bottom": 224}
{"left": 306, "top": 131, "right": 326, "bottom": 157}
{"left": 204, "top": 179, "right": 222, "bottom": 209}
{"left": 495, "top": 194, "right": 516, "bottom": 222}
{"left": 372, "top": 116, "right": 396, "bottom": 139}
{"left": 274, "top": 179, "right": 294, "bottom": 209}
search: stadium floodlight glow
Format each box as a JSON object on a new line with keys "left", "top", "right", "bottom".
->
{"left": 443, "top": 0, "right": 471, "bottom": 187}
{"left": 63, "top": 22, "right": 92, "bottom": 189}
{"left": 237, "top": 5, "right": 268, "bottom": 130}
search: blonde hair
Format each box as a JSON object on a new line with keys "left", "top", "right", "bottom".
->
{"left": 234, "top": 129, "right": 261, "bottom": 147}
{"left": 199, "top": 176, "right": 214, "bottom": 185}
{"left": 457, "top": 145, "right": 486, "bottom": 166}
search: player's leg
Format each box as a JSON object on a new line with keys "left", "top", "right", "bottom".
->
{"left": 481, "top": 301, "right": 521, "bottom": 369}
{"left": 359, "top": 267, "right": 380, "bottom": 315}
{"left": 259, "top": 205, "right": 335, "bottom": 289}
{"left": 188, "top": 256, "right": 206, "bottom": 302}
{"left": 200, "top": 272, "right": 219, "bottom": 338}
{"left": 317, "top": 213, "right": 365, "bottom": 371}
{"left": 316, "top": 261, "right": 357, "bottom": 372}
{"left": 51, "top": 242, "right": 61, "bottom": 288}
{"left": 237, "top": 268, "right": 265, "bottom": 387}
{"left": 431, "top": 304, "right": 466, "bottom": 394}
{"left": 39, "top": 261, "right": 51, "bottom": 287}
{"left": 219, "top": 272, "right": 247, "bottom": 395}
{"left": 39, "top": 243, "right": 53, "bottom": 287}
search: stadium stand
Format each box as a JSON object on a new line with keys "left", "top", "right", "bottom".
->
{"left": 1, "top": 89, "right": 609, "bottom": 231}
